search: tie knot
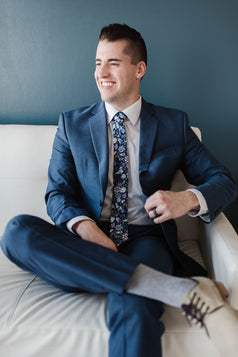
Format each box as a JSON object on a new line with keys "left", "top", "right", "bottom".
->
{"left": 113, "top": 112, "right": 127, "bottom": 124}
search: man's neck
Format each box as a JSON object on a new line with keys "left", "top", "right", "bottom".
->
{"left": 105, "top": 96, "right": 142, "bottom": 125}
{"left": 105, "top": 96, "right": 141, "bottom": 112}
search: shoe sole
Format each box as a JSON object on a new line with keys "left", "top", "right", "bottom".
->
{"left": 213, "top": 280, "right": 229, "bottom": 300}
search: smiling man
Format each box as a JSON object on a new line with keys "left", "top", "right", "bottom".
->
{"left": 1, "top": 24, "right": 237, "bottom": 357}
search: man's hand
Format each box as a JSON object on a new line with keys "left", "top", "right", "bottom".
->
{"left": 144, "top": 190, "right": 200, "bottom": 224}
{"left": 72, "top": 220, "right": 118, "bottom": 252}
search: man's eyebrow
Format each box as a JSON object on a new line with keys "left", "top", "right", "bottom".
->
{"left": 95, "top": 58, "right": 122, "bottom": 63}
{"left": 108, "top": 58, "right": 122, "bottom": 62}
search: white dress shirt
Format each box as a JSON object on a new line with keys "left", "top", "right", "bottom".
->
{"left": 67, "top": 97, "right": 209, "bottom": 232}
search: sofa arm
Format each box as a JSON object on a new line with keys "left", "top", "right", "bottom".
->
{"left": 200, "top": 213, "right": 238, "bottom": 309}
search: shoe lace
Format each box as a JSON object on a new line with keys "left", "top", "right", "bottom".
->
{"left": 181, "top": 292, "right": 210, "bottom": 337}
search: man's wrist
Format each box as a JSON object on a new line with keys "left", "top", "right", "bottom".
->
{"left": 187, "top": 188, "right": 209, "bottom": 217}
{"left": 72, "top": 219, "right": 96, "bottom": 236}
{"left": 66, "top": 216, "right": 95, "bottom": 234}
{"left": 185, "top": 190, "right": 200, "bottom": 214}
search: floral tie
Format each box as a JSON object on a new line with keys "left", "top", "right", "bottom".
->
{"left": 110, "top": 112, "right": 129, "bottom": 246}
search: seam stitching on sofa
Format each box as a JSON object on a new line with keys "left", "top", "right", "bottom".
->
{"left": 6, "top": 275, "right": 37, "bottom": 327}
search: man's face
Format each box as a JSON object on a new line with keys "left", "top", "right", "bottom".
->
{"left": 94, "top": 39, "right": 146, "bottom": 111}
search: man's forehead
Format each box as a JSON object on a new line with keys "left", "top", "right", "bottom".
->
{"left": 96, "top": 39, "right": 130, "bottom": 58}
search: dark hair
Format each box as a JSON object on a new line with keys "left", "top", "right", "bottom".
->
{"left": 99, "top": 23, "right": 147, "bottom": 65}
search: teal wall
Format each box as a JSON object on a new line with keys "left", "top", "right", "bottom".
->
{"left": 0, "top": 0, "right": 237, "bottom": 231}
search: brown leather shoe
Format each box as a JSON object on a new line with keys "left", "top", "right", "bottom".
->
{"left": 181, "top": 277, "right": 238, "bottom": 356}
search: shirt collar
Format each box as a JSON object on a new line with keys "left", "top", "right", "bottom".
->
{"left": 105, "top": 96, "right": 142, "bottom": 126}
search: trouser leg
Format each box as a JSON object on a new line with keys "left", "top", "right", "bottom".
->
{"left": 108, "top": 293, "right": 165, "bottom": 357}
{"left": 0, "top": 215, "right": 137, "bottom": 294}
{"left": 107, "top": 226, "right": 174, "bottom": 357}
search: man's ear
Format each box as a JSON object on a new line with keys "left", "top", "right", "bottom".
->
{"left": 136, "top": 61, "right": 147, "bottom": 79}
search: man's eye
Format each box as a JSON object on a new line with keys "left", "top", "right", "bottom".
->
{"left": 110, "top": 62, "right": 118, "bottom": 66}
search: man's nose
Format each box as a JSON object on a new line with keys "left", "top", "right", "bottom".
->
{"left": 99, "top": 63, "right": 110, "bottom": 77}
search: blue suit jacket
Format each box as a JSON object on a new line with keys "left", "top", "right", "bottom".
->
{"left": 45, "top": 99, "right": 236, "bottom": 276}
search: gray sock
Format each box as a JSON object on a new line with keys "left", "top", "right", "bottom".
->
{"left": 126, "top": 264, "right": 197, "bottom": 307}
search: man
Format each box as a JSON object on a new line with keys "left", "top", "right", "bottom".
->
{"left": 1, "top": 24, "right": 237, "bottom": 357}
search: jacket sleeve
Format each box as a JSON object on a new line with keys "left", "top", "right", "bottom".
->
{"left": 45, "top": 113, "right": 93, "bottom": 227}
{"left": 181, "top": 114, "right": 237, "bottom": 221}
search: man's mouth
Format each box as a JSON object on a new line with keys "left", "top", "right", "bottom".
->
{"left": 101, "top": 82, "right": 114, "bottom": 87}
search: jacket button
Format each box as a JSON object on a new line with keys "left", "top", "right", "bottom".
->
{"left": 100, "top": 200, "right": 103, "bottom": 206}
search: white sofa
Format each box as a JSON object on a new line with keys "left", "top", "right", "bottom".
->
{"left": 0, "top": 124, "right": 238, "bottom": 357}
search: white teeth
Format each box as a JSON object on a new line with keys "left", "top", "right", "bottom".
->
{"left": 102, "top": 82, "right": 113, "bottom": 87}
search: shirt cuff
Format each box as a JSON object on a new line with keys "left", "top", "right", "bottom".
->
{"left": 187, "top": 188, "right": 210, "bottom": 222}
{"left": 66, "top": 216, "right": 95, "bottom": 234}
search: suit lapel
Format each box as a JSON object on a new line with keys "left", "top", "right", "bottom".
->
{"left": 89, "top": 102, "right": 109, "bottom": 196}
{"left": 139, "top": 100, "right": 160, "bottom": 173}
